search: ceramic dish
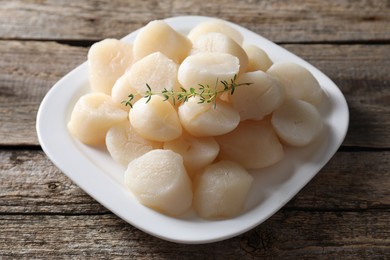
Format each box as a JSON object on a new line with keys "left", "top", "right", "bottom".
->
{"left": 36, "top": 15, "right": 349, "bottom": 244}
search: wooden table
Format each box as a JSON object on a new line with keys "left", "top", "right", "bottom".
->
{"left": 1, "top": 0, "right": 389, "bottom": 258}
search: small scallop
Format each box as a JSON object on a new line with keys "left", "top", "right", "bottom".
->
{"left": 193, "top": 160, "right": 253, "bottom": 219}
{"left": 243, "top": 44, "right": 273, "bottom": 72}
{"left": 88, "top": 39, "right": 133, "bottom": 94}
{"left": 106, "top": 121, "right": 162, "bottom": 166}
{"left": 67, "top": 93, "right": 128, "bottom": 145}
{"left": 216, "top": 120, "right": 284, "bottom": 169}
{"left": 133, "top": 20, "right": 192, "bottom": 63}
{"left": 267, "top": 62, "right": 323, "bottom": 105}
{"left": 125, "top": 149, "right": 192, "bottom": 216}
{"left": 178, "top": 52, "right": 240, "bottom": 92}
{"left": 230, "top": 71, "right": 285, "bottom": 121}
{"left": 191, "top": 32, "right": 248, "bottom": 74}
{"left": 129, "top": 95, "right": 182, "bottom": 142}
{"left": 188, "top": 19, "right": 244, "bottom": 45}
{"left": 178, "top": 96, "right": 240, "bottom": 137}
{"left": 163, "top": 131, "right": 220, "bottom": 176}
{"left": 271, "top": 99, "right": 323, "bottom": 146}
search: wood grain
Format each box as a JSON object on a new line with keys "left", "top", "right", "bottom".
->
{"left": 0, "top": 0, "right": 389, "bottom": 43}
{"left": 1, "top": 150, "right": 389, "bottom": 214}
{"left": 0, "top": 211, "right": 388, "bottom": 258}
{"left": 0, "top": 150, "right": 107, "bottom": 214}
{"left": 0, "top": 41, "right": 87, "bottom": 145}
{"left": 0, "top": 41, "right": 389, "bottom": 147}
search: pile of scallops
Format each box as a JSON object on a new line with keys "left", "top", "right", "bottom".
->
{"left": 68, "top": 19, "right": 324, "bottom": 219}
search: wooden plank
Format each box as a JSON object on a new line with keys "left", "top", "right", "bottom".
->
{"left": 0, "top": 41, "right": 389, "bottom": 147}
{"left": 0, "top": 41, "right": 87, "bottom": 104}
{"left": 286, "top": 151, "right": 390, "bottom": 210}
{"left": 0, "top": 150, "right": 106, "bottom": 214}
{"left": 0, "top": 41, "right": 87, "bottom": 145}
{"left": 0, "top": 0, "right": 389, "bottom": 42}
{"left": 0, "top": 211, "right": 388, "bottom": 258}
{"left": 1, "top": 150, "right": 389, "bottom": 214}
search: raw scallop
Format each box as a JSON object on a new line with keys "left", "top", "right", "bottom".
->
{"left": 230, "top": 71, "right": 285, "bottom": 120}
{"left": 125, "top": 52, "right": 180, "bottom": 96}
{"left": 130, "top": 95, "right": 182, "bottom": 142}
{"left": 243, "top": 44, "right": 273, "bottom": 72}
{"left": 163, "top": 131, "right": 219, "bottom": 176}
{"left": 88, "top": 39, "right": 133, "bottom": 94}
{"left": 188, "top": 19, "right": 244, "bottom": 45}
{"left": 133, "top": 20, "right": 192, "bottom": 63}
{"left": 191, "top": 32, "right": 248, "bottom": 74}
{"left": 124, "top": 149, "right": 192, "bottom": 216}
{"left": 216, "top": 120, "right": 284, "bottom": 169}
{"left": 178, "top": 52, "right": 240, "bottom": 92}
{"left": 267, "top": 62, "right": 323, "bottom": 105}
{"left": 67, "top": 93, "right": 127, "bottom": 145}
{"left": 178, "top": 96, "right": 240, "bottom": 137}
{"left": 106, "top": 121, "right": 161, "bottom": 166}
{"left": 193, "top": 160, "right": 253, "bottom": 219}
{"left": 271, "top": 99, "right": 323, "bottom": 146}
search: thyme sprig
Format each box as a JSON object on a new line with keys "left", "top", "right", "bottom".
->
{"left": 122, "top": 75, "right": 252, "bottom": 108}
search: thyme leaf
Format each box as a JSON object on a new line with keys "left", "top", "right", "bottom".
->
{"left": 122, "top": 74, "right": 252, "bottom": 108}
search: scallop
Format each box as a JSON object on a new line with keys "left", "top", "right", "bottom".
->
{"left": 106, "top": 121, "right": 162, "bottom": 166}
{"left": 133, "top": 20, "right": 192, "bottom": 63}
{"left": 243, "top": 44, "right": 273, "bottom": 72}
{"left": 178, "top": 52, "right": 240, "bottom": 92}
{"left": 191, "top": 32, "right": 248, "bottom": 74}
{"left": 111, "top": 73, "right": 139, "bottom": 112}
{"left": 230, "top": 71, "right": 285, "bottom": 121}
{"left": 129, "top": 95, "right": 182, "bottom": 142}
{"left": 67, "top": 93, "right": 128, "bottom": 145}
{"left": 267, "top": 62, "right": 323, "bottom": 105}
{"left": 111, "top": 52, "right": 179, "bottom": 110}
{"left": 125, "top": 52, "right": 180, "bottom": 97}
{"left": 216, "top": 120, "right": 284, "bottom": 169}
{"left": 178, "top": 96, "right": 240, "bottom": 137}
{"left": 88, "top": 39, "right": 133, "bottom": 94}
{"left": 188, "top": 19, "right": 244, "bottom": 45}
{"left": 271, "top": 99, "right": 323, "bottom": 146}
{"left": 163, "top": 131, "right": 220, "bottom": 176}
{"left": 193, "top": 160, "right": 253, "bottom": 219}
{"left": 124, "top": 149, "right": 192, "bottom": 216}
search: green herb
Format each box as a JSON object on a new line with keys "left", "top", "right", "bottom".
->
{"left": 122, "top": 75, "right": 252, "bottom": 108}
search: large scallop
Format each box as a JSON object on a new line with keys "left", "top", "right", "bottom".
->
{"left": 67, "top": 93, "right": 128, "bottom": 145}
{"left": 243, "top": 44, "right": 273, "bottom": 72}
{"left": 133, "top": 20, "right": 192, "bottom": 63}
{"left": 126, "top": 52, "right": 180, "bottom": 96}
{"left": 106, "top": 121, "right": 162, "bottom": 166}
{"left": 216, "top": 120, "right": 284, "bottom": 169}
{"left": 187, "top": 19, "right": 244, "bottom": 45}
{"left": 271, "top": 99, "right": 323, "bottom": 146}
{"left": 129, "top": 95, "right": 182, "bottom": 142}
{"left": 230, "top": 71, "right": 285, "bottom": 121}
{"left": 178, "top": 52, "right": 240, "bottom": 92}
{"left": 193, "top": 160, "right": 253, "bottom": 219}
{"left": 267, "top": 62, "right": 323, "bottom": 105}
{"left": 191, "top": 32, "right": 248, "bottom": 74}
{"left": 124, "top": 149, "right": 192, "bottom": 216}
{"left": 88, "top": 39, "right": 133, "bottom": 94}
{"left": 163, "top": 131, "right": 219, "bottom": 176}
{"left": 178, "top": 96, "right": 240, "bottom": 137}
